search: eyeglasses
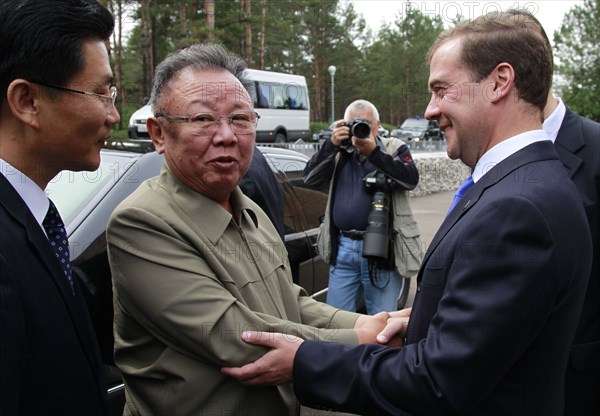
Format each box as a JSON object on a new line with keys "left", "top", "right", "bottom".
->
{"left": 155, "top": 110, "right": 260, "bottom": 136}
{"left": 30, "top": 80, "right": 117, "bottom": 112}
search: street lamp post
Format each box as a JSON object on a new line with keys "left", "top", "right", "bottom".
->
{"left": 328, "top": 65, "right": 336, "bottom": 122}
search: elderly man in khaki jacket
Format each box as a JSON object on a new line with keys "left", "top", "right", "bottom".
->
{"left": 107, "top": 44, "right": 401, "bottom": 416}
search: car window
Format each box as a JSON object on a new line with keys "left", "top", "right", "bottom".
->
{"left": 401, "top": 119, "right": 428, "bottom": 129}
{"left": 262, "top": 154, "right": 307, "bottom": 182}
{"left": 46, "top": 161, "right": 120, "bottom": 225}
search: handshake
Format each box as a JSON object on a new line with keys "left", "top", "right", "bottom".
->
{"left": 221, "top": 308, "right": 411, "bottom": 386}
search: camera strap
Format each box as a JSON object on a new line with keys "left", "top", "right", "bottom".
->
{"left": 367, "top": 260, "right": 390, "bottom": 289}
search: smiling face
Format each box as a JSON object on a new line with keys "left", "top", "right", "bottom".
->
{"left": 424, "top": 37, "right": 493, "bottom": 168}
{"left": 149, "top": 68, "right": 255, "bottom": 205}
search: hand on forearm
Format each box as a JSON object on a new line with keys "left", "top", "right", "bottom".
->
{"left": 221, "top": 331, "right": 302, "bottom": 386}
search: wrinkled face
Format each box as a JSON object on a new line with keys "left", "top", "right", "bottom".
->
{"left": 149, "top": 68, "right": 255, "bottom": 203}
{"left": 37, "top": 40, "right": 120, "bottom": 175}
{"left": 424, "top": 37, "right": 491, "bottom": 168}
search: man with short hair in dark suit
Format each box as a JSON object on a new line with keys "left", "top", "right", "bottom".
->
{"left": 544, "top": 95, "right": 600, "bottom": 415}
{"left": 0, "top": 1, "right": 119, "bottom": 414}
{"left": 222, "top": 10, "right": 592, "bottom": 416}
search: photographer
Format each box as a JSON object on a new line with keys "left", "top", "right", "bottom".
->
{"left": 304, "top": 99, "right": 423, "bottom": 314}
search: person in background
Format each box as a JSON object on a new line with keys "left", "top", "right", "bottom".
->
{"left": 107, "top": 43, "right": 396, "bottom": 416}
{"left": 509, "top": 10, "right": 600, "bottom": 412}
{"left": 222, "top": 10, "right": 592, "bottom": 416}
{"left": 545, "top": 88, "right": 600, "bottom": 416}
{"left": 239, "top": 145, "right": 285, "bottom": 239}
{"left": 303, "top": 99, "right": 422, "bottom": 314}
{"left": 531, "top": 16, "right": 600, "bottom": 416}
{"left": 0, "top": 0, "right": 119, "bottom": 414}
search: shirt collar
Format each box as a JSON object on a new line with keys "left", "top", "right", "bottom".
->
{"left": 542, "top": 96, "right": 566, "bottom": 143}
{"left": 0, "top": 158, "right": 50, "bottom": 228}
{"left": 472, "top": 130, "right": 551, "bottom": 183}
{"left": 159, "top": 163, "right": 260, "bottom": 243}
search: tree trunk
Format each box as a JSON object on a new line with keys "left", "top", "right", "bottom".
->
{"left": 114, "top": 0, "right": 124, "bottom": 127}
{"left": 179, "top": 2, "right": 188, "bottom": 46}
{"left": 244, "top": 0, "right": 252, "bottom": 65}
{"left": 310, "top": 27, "right": 322, "bottom": 122}
{"left": 260, "top": 0, "right": 266, "bottom": 69}
{"left": 139, "top": 0, "right": 156, "bottom": 101}
{"left": 204, "top": 0, "right": 215, "bottom": 41}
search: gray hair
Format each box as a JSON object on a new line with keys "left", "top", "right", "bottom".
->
{"left": 344, "top": 99, "right": 380, "bottom": 121}
{"left": 149, "top": 44, "right": 253, "bottom": 111}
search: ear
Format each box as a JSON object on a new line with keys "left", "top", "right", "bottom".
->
{"left": 6, "top": 79, "right": 42, "bottom": 129}
{"left": 487, "top": 63, "right": 515, "bottom": 103}
{"left": 147, "top": 117, "right": 166, "bottom": 154}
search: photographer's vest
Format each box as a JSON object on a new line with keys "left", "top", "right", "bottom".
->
{"left": 317, "top": 137, "right": 424, "bottom": 277}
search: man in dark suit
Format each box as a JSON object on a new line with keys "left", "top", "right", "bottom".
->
{"left": 544, "top": 96, "right": 600, "bottom": 415}
{"left": 222, "top": 10, "right": 592, "bottom": 416}
{"left": 0, "top": 1, "right": 119, "bottom": 414}
{"left": 239, "top": 146, "right": 285, "bottom": 240}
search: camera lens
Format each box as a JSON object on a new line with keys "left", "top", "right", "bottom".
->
{"left": 352, "top": 121, "right": 371, "bottom": 139}
{"left": 362, "top": 191, "right": 390, "bottom": 261}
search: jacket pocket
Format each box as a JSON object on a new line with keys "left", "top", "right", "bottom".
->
{"left": 394, "top": 221, "right": 424, "bottom": 277}
{"left": 316, "top": 222, "right": 331, "bottom": 264}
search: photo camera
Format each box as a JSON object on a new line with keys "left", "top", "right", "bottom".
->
{"left": 340, "top": 117, "right": 371, "bottom": 147}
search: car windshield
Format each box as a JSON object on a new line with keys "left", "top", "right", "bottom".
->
{"left": 400, "top": 119, "right": 428, "bottom": 131}
{"left": 45, "top": 153, "right": 138, "bottom": 226}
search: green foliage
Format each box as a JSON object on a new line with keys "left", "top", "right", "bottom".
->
{"left": 310, "top": 121, "right": 331, "bottom": 134}
{"left": 553, "top": 0, "right": 600, "bottom": 122}
{"left": 111, "top": 0, "right": 594, "bottom": 128}
{"left": 359, "top": 8, "right": 443, "bottom": 125}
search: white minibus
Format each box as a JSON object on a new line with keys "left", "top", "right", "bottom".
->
{"left": 246, "top": 68, "right": 311, "bottom": 143}
{"left": 128, "top": 69, "right": 311, "bottom": 144}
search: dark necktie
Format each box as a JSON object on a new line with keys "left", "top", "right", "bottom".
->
{"left": 43, "top": 199, "right": 74, "bottom": 293}
{"left": 447, "top": 177, "right": 474, "bottom": 215}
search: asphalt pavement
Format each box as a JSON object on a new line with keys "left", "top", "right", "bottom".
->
{"left": 405, "top": 190, "right": 454, "bottom": 307}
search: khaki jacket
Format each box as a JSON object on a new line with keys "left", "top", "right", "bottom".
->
{"left": 107, "top": 164, "right": 360, "bottom": 416}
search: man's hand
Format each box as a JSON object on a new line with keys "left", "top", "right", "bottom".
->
{"left": 221, "top": 331, "right": 302, "bottom": 386}
{"left": 376, "top": 307, "right": 412, "bottom": 347}
{"left": 330, "top": 119, "right": 349, "bottom": 147}
{"left": 353, "top": 312, "right": 390, "bottom": 343}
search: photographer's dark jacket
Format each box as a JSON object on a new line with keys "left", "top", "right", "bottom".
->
{"left": 303, "top": 137, "right": 423, "bottom": 277}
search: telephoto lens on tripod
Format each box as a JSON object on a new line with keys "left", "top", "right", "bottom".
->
{"left": 362, "top": 191, "right": 391, "bottom": 261}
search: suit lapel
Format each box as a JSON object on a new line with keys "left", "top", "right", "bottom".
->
{"left": 420, "top": 141, "right": 560, "bottom": 279}
{"left": 554, "top": 107, "right": 585, "bottom": 179}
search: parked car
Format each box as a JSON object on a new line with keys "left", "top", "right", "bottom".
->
{"left": 313, "top": 121, "right": 336, "bottom": 142}
{"left": 45, "top": 146, "right": 409, "bottom": 415}
{"left": 379, "top": 127, "right": 390, "bottom": 138}
{"left": 390, "top": 118, "right": 444, "bottom": 148}
{"left": 127, "top": 104, "right": 151, "bottom": 139}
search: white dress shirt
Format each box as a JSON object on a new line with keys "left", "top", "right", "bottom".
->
{"left": 472, "top": 130, "right": 552, "bottom": 183}
{"left": 0, "top": 158, "right": 50, "bottom": 233}
{"left": 542, "top": 96, "right": 566, "bottom": 143}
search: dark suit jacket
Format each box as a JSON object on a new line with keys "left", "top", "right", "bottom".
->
{"left": 239, "top": 146, "right": 285, "bottom": 239}
{"left": 293, "top": 141, "right": 591, "bottom": 416}
{"left": 0, "top": 175, "right": 107, "bottom": 415}
{"left": 554, "top": 107, "right": 600, "bottom": 416}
